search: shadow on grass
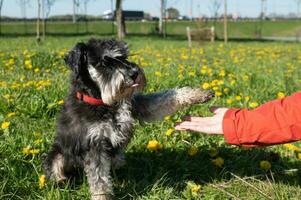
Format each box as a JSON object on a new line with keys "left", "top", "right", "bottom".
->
{"left": 114, "top": 147, "right": 301, "bottom": 198}
{"left": 1, "top": 145, "right": 300, "bottom": 199}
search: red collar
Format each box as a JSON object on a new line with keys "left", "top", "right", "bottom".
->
{"left": 76, "top": 92, "right": 106, "bottom": 106}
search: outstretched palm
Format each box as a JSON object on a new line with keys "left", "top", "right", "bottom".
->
{"left": 175, "top": 108, "right": 229, "bottom": 135}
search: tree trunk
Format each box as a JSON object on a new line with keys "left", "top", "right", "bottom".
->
{"left": 84, "top": 1, "right": 88, "bottom": 33}
{"left": 72, "top": 0, "right": 76, "bottom": 23}
{"left": 116, "top": 0, "right": 125, "bottom": 40}
{"left": 0, "top": 0, "right": 4, "bottom": 35}
{"left": 159, "top": 0, "right": 166, "bottom": 37}
{"left": 36, "top": 0, "right": 41, "bottom": 42}
{"left": 42, "top": 0, "right": 45, "bottom": 40}
{"left": 223, "top": 0, "right": 228, "bottom": 43}
{"left": 159, "top": 0, "right": 163, "bottom": 35}
{"left": 20, "top": 0, "right": 28, "bottom": 34}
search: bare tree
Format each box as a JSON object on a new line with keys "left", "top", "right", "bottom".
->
{"left": 223, "top": 0, "right": 227, "bottom": 43}
{"left": 37, "top": 0, "right": 41, "bottom": 42}
{"left": 295, "top": 0, "right": 301, "bottom": 18}
{"left": 17, "top": 0, "right": 30, "bottom": 34}
{"left": 72, "top": 0, "right": 79, "bottom": 23}
{"left": 209, "top": 0, "right": 221, "bottom": 26}
{"left": 42, "top": 0, "right": 56, "bottom": 40}
{"left": 116, "top": 0, "right": 126, "bottom": 39}
{"left": 0, "top": 0, "right": 4, "bottom": 35}
{"left": 159, "top": 0, "right": 166, "bottom": 37}
{"left": 83, "top": 0, "right": 90, "bottom": 33}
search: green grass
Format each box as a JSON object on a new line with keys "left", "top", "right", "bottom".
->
{"left": 2, "top": 20, "right": 301, "bottom": 39}
{"left": 0, "top": 35, "right": 301, "bottom": 199}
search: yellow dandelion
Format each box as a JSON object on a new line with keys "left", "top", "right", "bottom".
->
{"left": 34, "top": 68, "right": 40, "bottom": 73}
{"left": 39, "top": 175, "right": 46, "bottom": 189}
{"left": 223, "top": 87, "right": 229, "bottom": 94}
{"left": 202, "top": 82, "right": 210, "bottom": 90}
{"left": 187, "top": 181, "right": 201, "bottom": 194}
{"left": 277, "top": 92, "right": 285, "bottom": 99}
{"left": 191, "top": 184, "right": 201, "bottom": 193}
{"left": 249, "top": 102, "right": 259, "bottom": 108}
{"left": 209, "top": 148, "right": 218, "bottom": 157}
{"left": 34, "top": 132, "right": 42, "bottom": 137}
{"left": 212, "top": 86, "right": 219, "bottom": 91}
{"left": 215, "top": 91, "right": 222, "bottom": 97}
{"left": 188, "top": 146, "right": 198, "bottom": 156}
{"left": 243, "top": 75, "right": 249, "bottom": 81}
{"left": 6, "top": 112, "right": 16, "bottom": 118}
{"left": 146, "top": 140, "right": 162, "bottom": 151}
{"left": 219, "top": 70, "right": 226, "bottom": 77}
{"left": 211, "top": 157, "right": 224, "bottom": 167}
{"left": 260, "top": 160, "right": 271, "bottom": 170}
{"left": 218, "top": 80, "right": 224, "bottom": 85}
{"left": 22, "top": 146, "right": 31, "bottom": 155}
{"left": 34, "top": 139, "right": 43, "bottom": 145}
{"left": 188, "top": 71, "right": 196, "bottom": 77}
{"left": 30, "top": 149, "right": 40, "bottom": 155}
{"left": 165, "top": 128, "right": 174, "bottom": 136}
{"left": 200, "top": 69, "right": 207, "bottom": 74}
{"left": 24, "top": 60, "right": 33, "bottom": 69}
{"left": 235, "top": 95, "right": 242, "bottom": 101}
{"left": 181, "top": 54, "right": 188, "bottom": 60}
{"left": 226, "top": 99, "right": 233, "bottom": 105}
{"left": 24, "top": 59, "right": 31, "bottom": 66}
{"left": 1, "top": 121, "right": 10, "bottom": 129}
{"left": 155, "top": 71, "right": 162, "bottom": 77}
{"left": 283, "top": 143, "right": 301, "bottom": 152}
{"left": 57, "top": 100, "right": 64, "bottom": 105}
{"left": 211, "top": 79, "right": 219, "bottom": 86}
{"left": 164, "top": 115, "right": 171, "bottom": 121}
{"left": 244, "top": 96, "right": 250, "bottom": 102}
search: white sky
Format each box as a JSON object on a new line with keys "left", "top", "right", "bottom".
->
{"left": 1, "top": 0, "right": 298, "bottom": 18}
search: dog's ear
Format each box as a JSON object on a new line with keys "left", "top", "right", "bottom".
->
{"left": 64, "top": 43, "right": 87, "bottom": 78}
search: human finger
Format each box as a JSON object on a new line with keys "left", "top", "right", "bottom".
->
{"left": 175, "top": 124, "right": 223, "bottom": 134}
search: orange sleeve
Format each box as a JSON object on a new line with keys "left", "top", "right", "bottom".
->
{"left": 223, "top": 92, "right": 301, "bottom": 147}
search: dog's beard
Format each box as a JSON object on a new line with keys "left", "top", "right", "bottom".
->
{"left": 88, "top": 65, "right": 144, "bottom": 105}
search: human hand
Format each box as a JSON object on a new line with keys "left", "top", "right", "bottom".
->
{"left": 175, "top": 107, "right": 229, "bottom": 135}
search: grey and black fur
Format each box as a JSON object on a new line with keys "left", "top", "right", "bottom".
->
{"left": 43, "top": 39, "right": 214, "bottom": 200}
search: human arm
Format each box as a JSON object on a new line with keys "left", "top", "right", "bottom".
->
{"left": 175, "top": 92, "right": 301, "bottom": 147}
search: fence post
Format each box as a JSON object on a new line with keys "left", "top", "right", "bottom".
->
{"left": 186, "top": 26, "right": 191, "bottom": 48}
{"left": 211, "top": 26, "right": 215, "bottom": 42}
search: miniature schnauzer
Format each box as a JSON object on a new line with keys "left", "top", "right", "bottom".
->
{"left": 43, "top": 38, "right": 214, "bottom": 200}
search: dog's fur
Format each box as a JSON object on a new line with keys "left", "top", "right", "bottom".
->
{"left": 43, "top": 39, "right": 214, "bottom": 200}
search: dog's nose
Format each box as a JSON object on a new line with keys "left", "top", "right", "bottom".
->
{"left": 129, "top": 70, "right": 139, "bottom": 81}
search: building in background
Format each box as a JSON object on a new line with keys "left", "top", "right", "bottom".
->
{"left": 102, "top": 10, "right": 144, "bottom": 21}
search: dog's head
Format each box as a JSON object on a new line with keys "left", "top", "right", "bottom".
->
{"left": 64, "top": 39, "right": 146, "bottom": 105}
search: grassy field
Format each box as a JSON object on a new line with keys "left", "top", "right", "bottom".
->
{"left": 2, "top": 20, "right": 301, "bottom": 39}
{"left": 1, "top": 35, "right": 301, "bottom": 200}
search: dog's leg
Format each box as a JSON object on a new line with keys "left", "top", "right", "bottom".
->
{"left": 43, "top": 146, "right": 67, "bottom": 183}
{"left": 132, "top": 87, "right": 214, "bottom": 122}
{"left": 84, "top": 151, "right": 112, "bottom": 200}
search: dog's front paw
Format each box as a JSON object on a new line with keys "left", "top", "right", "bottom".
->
{"left": 175, "top": 87, "right": 214, "bottom": 106}
{"left": 91, "top": 194, "right": 111, "bottom": 200}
